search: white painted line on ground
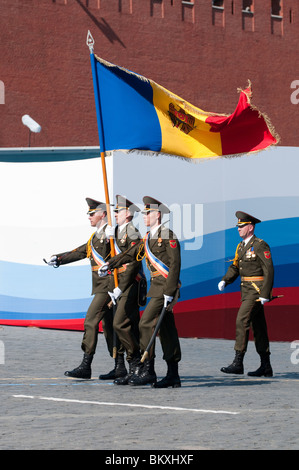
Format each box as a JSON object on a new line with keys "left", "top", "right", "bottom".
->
{"left": 12, "top": 394, "right": 239, "bottom": 415}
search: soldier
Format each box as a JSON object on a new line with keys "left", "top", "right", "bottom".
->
{"left": 218, "top": 211, "right": 274, "bottom": 377}
{"left": 102, "top": 195, "right": 143, "bottom": 386}
{"left": 45, "top": 198, "right": 127, "bottom": 380}
{"left": 101, "top": 196, "right": 182, "bottom": 388}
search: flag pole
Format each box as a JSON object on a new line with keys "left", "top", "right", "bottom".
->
{"left": 87, "top": 33, "right": 119, "bottom": 358}
{"left": 86, "top": 31, "right": 117, "bottom": 271}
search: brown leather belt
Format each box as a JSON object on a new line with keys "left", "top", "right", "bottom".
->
{"left": 241, "top": 276, "right": 264, "bottom": 281}
{"left": 92, "top": 263, "right": 128, "bottom": 272}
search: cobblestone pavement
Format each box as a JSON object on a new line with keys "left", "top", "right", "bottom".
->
{"left": 0, "top": 325, "right": 298, "bottom": 452}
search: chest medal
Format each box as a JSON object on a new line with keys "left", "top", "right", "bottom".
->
{"left": 245, "top": 247, "right": 256, "bottom": 259}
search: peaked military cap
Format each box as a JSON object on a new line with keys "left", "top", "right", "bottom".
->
{"left": 114, "top": 194, "right": 140, "bottom": 214}
{"left": 236, "top": 211, "right": 261, "bottom": 227}
{"left": 141, "top": 196, "right": 170, "bottom": 215}
{"left": 86, "top": 197, "right": 107, "bottom": 214}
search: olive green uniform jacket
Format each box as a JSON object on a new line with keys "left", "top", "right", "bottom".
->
{"left": 222, "top": 235, "right": 274, "bottom": 354}
{"left": 55, "top": 224, "right": 111, "bottom": 293}
{"left": 54, "top": 224, "right": 112, "bottom": 355}
{"left": 107, "top": 222, "right": 142, "bottom": 295}
{"left": 109, "top": 224, "right": 181, "bottom": 363}
{"left": 105, "top": 222, "right": 142, "bottom": 361}
{"left": 109, "top": 224, "right": 181, "bottom": 299}
{"left": 222, "top": 235, "right": 274, "bottom": 300}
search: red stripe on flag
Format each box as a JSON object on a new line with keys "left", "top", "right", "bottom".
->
{"left": 206, "top": 86, "right": 278, "bottom": 156}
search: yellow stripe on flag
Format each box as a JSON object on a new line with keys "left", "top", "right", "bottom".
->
{"left": 151, "top": 81, "right": 222, "bottom": 159}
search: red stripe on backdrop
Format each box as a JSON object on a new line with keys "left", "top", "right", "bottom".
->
{"left": 173, "top": 287, "right": 299, "bottom": 342}
{"left": 1, "top": 287, "right": 297, "bottom": 341}
{"left": 0, "top": 318, "right": 98, "bottom": 332}
{"left": 206, "top": 86, "right": 277, "bottom": 155}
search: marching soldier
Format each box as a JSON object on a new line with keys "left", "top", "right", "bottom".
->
{"left": 218, "top": 211, "right": 274, "bottom": 377}
{"left": 45, "top": 198, "right": 127, "bottom": 380}
{"left": 101, "top": 196, "right": 182, "bottom": 388}
{"left": 102, "top": 195, "right": 144, "bottom": 385}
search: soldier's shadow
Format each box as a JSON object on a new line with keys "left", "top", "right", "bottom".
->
{"left": 270, "top": 371, "right": 299, "bottom": 380}
{"left": 180, "top": 375, "right": 277, "bottom": 387}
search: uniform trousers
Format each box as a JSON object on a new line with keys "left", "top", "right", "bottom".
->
{"left": 139, "top": 296, "right": 181, "bottom": 363}
{"left": 81, "top": 292, "right": 111, "bottom": 356}
{"left": 111, "top": 281, "right": 140, "bottom": 362}
{"left": 235, "top": 298, "right": 270, "bottom": 354}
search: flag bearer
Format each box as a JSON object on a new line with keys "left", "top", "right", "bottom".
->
{"left": 103, "top": 195, "right": 144, "bottom": 385}
{"left": 101, "top": 196, "right": 182, "bottom": 388}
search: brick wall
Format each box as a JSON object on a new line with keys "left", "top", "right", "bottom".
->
{"left": 0, "top": 0, "right": 298, "bottom": 147}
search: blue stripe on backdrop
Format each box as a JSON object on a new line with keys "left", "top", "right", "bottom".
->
{"left": 180, "top": 244, "right": 299, "bottom": 288}
{"left": 0, "top": 294, "right": 90, "bottom": 314}
{"left": 181, "top": 217, "right": 299, "bottom": 271}
{"left": 0, "top": 261, "right": 91, "bottom": 299}
{"left": 179, "top": 262, "right": 299, "bottom": 302}
{"left": 0, "top": 311, "right": 86, "bottom": 320}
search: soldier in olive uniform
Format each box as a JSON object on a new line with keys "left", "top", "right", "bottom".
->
{"left": 45, "top": 198, "right": 127, "bottom": 380}
{"left": 218, "top": 211, "right": 274, "bottom": 377}
{"left": 102, "top": 195, "right": 143, "bottom": 385}
{"left": 102, "top": 196, "right": 182, "bottom": 388}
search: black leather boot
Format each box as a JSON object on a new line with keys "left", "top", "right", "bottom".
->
{"left": 152, "top": 361, "right": 181, "bottom": 388}
{"left": 128, "top": 359, "right": 157, "bottom": 386}
{"left": 114, "top": 354, "right": 140, "bottom": 385}
{"left": 64, "top": 353, "right": 93, "bottom": 379}
{"left": 221, "top": 351, "right": 245, "bottom": 374}
{"left": 248, "top": 353, "right": 273, "bottom": 377}
{"left": 99, "top": 354, "right": 127, "bottom": 380}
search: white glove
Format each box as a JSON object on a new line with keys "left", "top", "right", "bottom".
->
{"left": 218, "top": 280, "right": 226, "bottom": 291}
{"left": 108, "top": 287, "right": 122, "bottom": 305}
{"left": 105, "top": 225, "right": 115, "bottom": 238}
{"left": 259, "top": 297, "right": 269, "bottom": 305}
{"left": 98, "top": 262, "right": 109, "bottom": 277}
{"left": 47, "top": 256, "right": 58, "bottom": 267}
{"left": 164, "top": 294, "right": 173, "bottom": 307}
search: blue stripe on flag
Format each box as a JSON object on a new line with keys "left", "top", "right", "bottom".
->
{"left": 95, "top": 57, "right": 162, "bottom": 152}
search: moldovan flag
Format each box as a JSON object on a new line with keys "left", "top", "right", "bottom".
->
{"left": 91, "top": 55, "right": 279, "bottom": 160}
